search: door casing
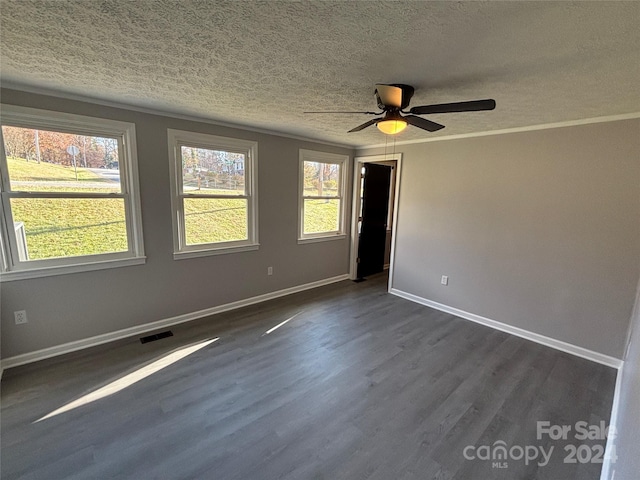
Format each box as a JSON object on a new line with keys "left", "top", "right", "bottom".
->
{"left": 349, "top": 153, "right": 402, "bottom": 292}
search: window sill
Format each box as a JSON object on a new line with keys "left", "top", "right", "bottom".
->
{"left": 0, "top": 256, "right": 147, "bottom": 282}
{"left": 173, "top": 243, "right": 259, "bottom": 260}
{"left": 298, "top": 234, "right": 347, "bottom": 245}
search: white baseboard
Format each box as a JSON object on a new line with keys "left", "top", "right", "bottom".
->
{"left": 1, "top": 274, "right": 350, "bottom": 371}
{"left": 389, "top": 288, "right": 623, "bottom": 369}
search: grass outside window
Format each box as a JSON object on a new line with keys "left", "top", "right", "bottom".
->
{"left": 299, "top": 150, "right": 348, "bottom": 241}
{"left": 0, "top": 107, "right": 144, "bottom": 280}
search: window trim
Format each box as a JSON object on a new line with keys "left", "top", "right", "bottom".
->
{"left": 298, "top": 149, "right": 348, "bottom": 244}
{"left": 167, "top": 129, "right": 259, "bottom": 259}
{"left": 0, "top": 105, "right": 145, "bottom": 282}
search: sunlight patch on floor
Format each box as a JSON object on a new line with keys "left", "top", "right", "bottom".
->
{"left": 262, "top": 312, "right": 302, "bottom": 336}
{"left": 34, "top": 337, "right": 219, "bottom": 423}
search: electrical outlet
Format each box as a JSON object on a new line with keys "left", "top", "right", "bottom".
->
{"left": 267, "top": 266, "right": 273, "bottom": 276}
{"left": 441, "top": 275, "right": 449, "bottom": 286}
{"left": 14, "top": 310, "right": 28, "bottom": 325}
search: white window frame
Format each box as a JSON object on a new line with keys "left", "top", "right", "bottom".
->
{"left": 0, "top": 105, "right": 145, "bottom": 282}
{"left": 298, "top": 149, "right": 348, "bottom": 243}
{"left": 167, "top": 129, "right": 258, "bottom": 259}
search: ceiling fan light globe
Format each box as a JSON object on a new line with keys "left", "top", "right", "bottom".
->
{"left": 377, "top": 119, "right": 407, "bottom": 135}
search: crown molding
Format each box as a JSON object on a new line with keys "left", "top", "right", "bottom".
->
{"left": 0, "top": 82, "right": 354, "bottom": 150}
{"left": 357, "top": 112, "right": 640, "bottom": 150}
{"left": 3, "top": 82, "right": 638, "bottom": 152}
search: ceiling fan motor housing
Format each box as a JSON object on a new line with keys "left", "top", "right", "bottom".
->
{"left": 375, "top": 84, "right": 415, "bottom": 110}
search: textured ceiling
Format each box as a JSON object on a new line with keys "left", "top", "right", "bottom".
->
{"left": 1, "top": 1, "right": 639, "bottom": 147}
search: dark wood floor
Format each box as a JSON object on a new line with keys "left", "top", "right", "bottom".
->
{"left": 1, "top": 274, "right": 616, "bottom": 479}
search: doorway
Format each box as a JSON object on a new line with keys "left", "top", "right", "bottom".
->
{"left": 350, "top": 153, "right": 401, "bottom": 289}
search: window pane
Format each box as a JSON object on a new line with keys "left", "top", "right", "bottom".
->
{"left": 181, "top": 146, "right": 245, "bottom": 195}
{"left": 303, "top": 161, "right": 340, "bottom": 197}
{"left": 10, "top": 198, "right": 127, "bottom": 260}
{"left": 184, "top": 198, "right": 248, "bottom": 245}
{"left": 2, "top": 126, "right": 121, "bottom": 193}
{"left": 303, "top": 199, "right": 340, "bottom": 234}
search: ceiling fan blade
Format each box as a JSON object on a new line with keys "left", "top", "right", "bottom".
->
{"left": 404, "top": 115, "right": 445, "bottom": 132}
{"left": 409, "top": 99, "right": 496, "bottom": 115}
{"left": 304, "top": 111, "right": 379, "bottom": 114}
{"left": 348, "top": 118, "right": 381, "bottom": 133}
{"left": 375, "top": 84, "right": 403, "bottom": 108}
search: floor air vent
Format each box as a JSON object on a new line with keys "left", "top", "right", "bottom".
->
{"left": 140, "top": 330, "right": 173, "bottom": 344}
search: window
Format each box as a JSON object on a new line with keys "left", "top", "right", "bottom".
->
{"left": 0, "top": 105, "right": 145, "bottom": 281}
{"left": 167, "top": 129, "right": 258, "bottom": 258}
{"left": 299, "top": 149, "right": 348, "bottom": 242}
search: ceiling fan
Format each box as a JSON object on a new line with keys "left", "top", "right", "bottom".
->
{"left": 305, "top": 84, "right": 496, "bottom": 135}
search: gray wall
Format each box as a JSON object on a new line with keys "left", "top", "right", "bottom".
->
{"left": 605, "top": 281, "right": 640, "bottom": 480}
{"left": 361, "top": 119, "right": 640, "bottom": 359}
{"left": 0, "top": 89, "right": 354, "bottom": 359}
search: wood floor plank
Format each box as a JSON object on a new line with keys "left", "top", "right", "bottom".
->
{"left": 1, "top": 273, "right": 616, "bottom": 479}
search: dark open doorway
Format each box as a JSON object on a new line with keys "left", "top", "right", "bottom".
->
{"left": 350, "top": 154, "right": 399, "bottom": 285}
{"left": 356, "top": 163, "right": 392, "bottom": 279}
